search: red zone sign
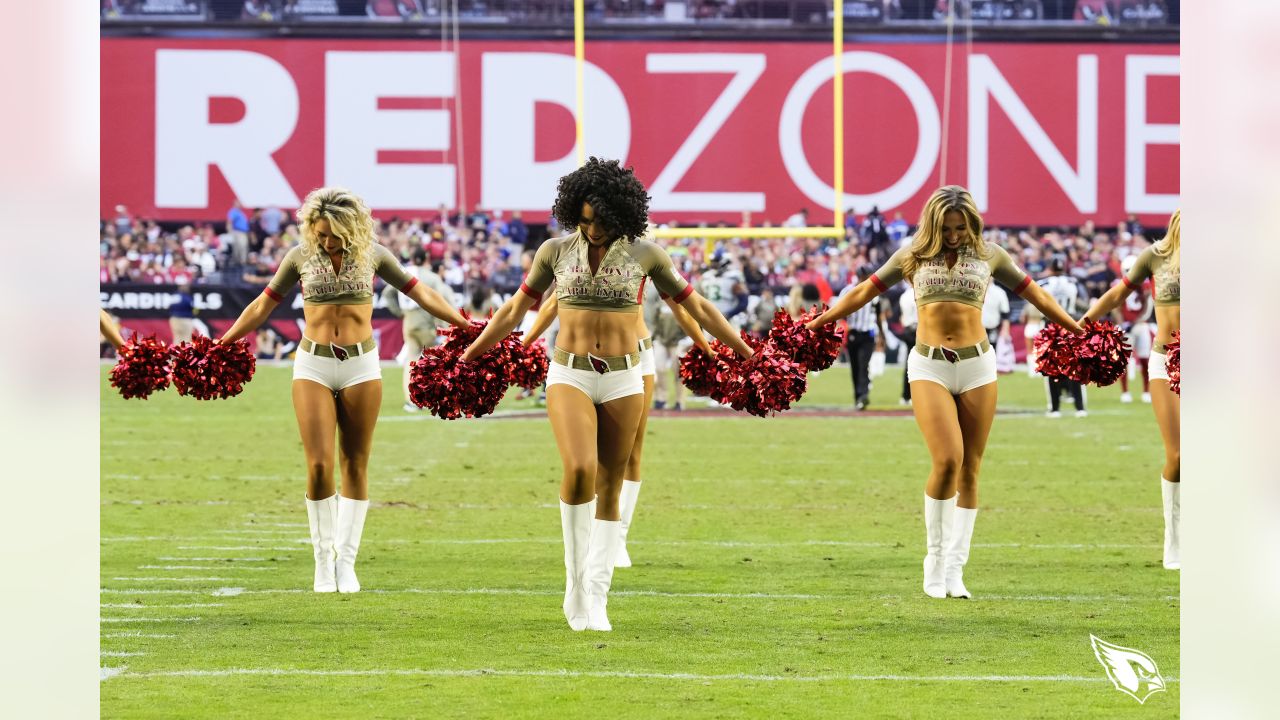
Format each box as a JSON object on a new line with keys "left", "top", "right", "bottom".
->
{"left": 102, "top": 38, "right": 1179, "bottom": 226}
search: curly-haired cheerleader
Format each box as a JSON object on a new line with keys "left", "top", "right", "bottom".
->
{"left": 808, "top": 186, "right": 1083, "bottom": 598}
{"left": 219, "top": 187, "right": 468, "bottom": 593}
{"left": 463, "top": 158, "right": 751, "bottom": 630}
{"left": 1082, "top": 210, "right": 1180, "bottom": 569}
{"left": 522, "top": 284, "right": 712, "bottom": 568}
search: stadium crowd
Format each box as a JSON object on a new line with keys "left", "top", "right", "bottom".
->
{"left": 101, "top": 200, "right": 1161, "bottom": 326}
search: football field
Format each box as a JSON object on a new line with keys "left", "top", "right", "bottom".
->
{"left": 100, "top": 362, "right": 1179, "bottom": 717}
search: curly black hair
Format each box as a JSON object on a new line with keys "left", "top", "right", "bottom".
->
{"left": 551, "top": 157, "right": 651, "bottom": 241}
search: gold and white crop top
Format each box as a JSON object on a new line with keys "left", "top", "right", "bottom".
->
{"left": 264, "top": 244, "right": 418, "bottom": 305}
{"left": 1122, "top": 246, "right": 1179, "bottom": 307}
{"left": 869, "top": 243, "right": 1030, "bottom": 310}
{"left": 518, "top": 231, "right": 692, "bottom": 313}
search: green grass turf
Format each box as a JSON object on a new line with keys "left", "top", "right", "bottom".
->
{"left": 101, "top": 361, "right": 1179, "bottom": 718}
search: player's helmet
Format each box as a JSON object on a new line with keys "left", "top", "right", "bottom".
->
{"left": 1121, "top": 255, "right": 1138, "bottom": 275}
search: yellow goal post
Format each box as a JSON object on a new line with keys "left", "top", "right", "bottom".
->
{"left": 573, "top": 0, "right": 846, "bottom": 240}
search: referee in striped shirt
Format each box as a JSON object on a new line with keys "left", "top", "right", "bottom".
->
{"left": 840, "top": 263, "right": 884, "bottom": 411}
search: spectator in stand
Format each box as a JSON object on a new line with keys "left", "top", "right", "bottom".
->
{"left": 888, "top": 211, "right": 910, "bottom": 245}
{"left": 934, "top": 0, "right": 970, "bottom": 20}
{"left": 113, "top": 204, "right": 132, "bottom": 236}
{"left": 261, "top": 205, "right": 286, "bottom": 237}
{"left": 226, "top": 199, "right": 251, "bottom": 266}
{"left": 783, "top": 208, "right": 809, "bottom": 228}
{"left": 748, "top": 287, "right": 779, "bottom": 336}
{"left": 468, "top": 204, "right": 490, "bottom": 232}
{"left": 507, "top": 210, "right": 529, "bottom": 249}
{"left": 1011, "top": 0, "right": 1043, "bottom": 20}
{"left": 861, "top": 205, "right": 892, "bottom": 264}
{"left": 1124, "top": 213, "right": 1144, "bottom": 237}
{"left": 1075, "top": 0, "right": 1114, "bottom": 24}
{"left": 189, "top": 240, "right": 218, "bottom": 278}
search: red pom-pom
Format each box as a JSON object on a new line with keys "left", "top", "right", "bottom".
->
{"left": 1073, "top": 319, "right": 1132, "bottom": 387}
{"left": 720, "top": 343, "right": 809, "bottom": 417}
{"left": 170, "top": 334, "right": 257, "bottom": 400}
{"left": 767, "top": 307, "right": 846, "bottom": 371}
{"left": 1164, "top": 331, "right": 1180, "bottom": 396}
{"left": 678, "top": 344, "right": 722, "bottom": 398}
{"left": 407, "top": 319, "right": 510, "bottom": 419}
{"left": 1033, "top": 324, "right": 1079, "bottom": 379}
{"left": 109, "top": 335, "right": 173, "bottom": 399}
{"left": 507, "top": 338, "right": 549, "bottom": 391}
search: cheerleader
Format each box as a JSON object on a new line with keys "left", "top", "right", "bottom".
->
{"left": 1081, "top": 210, "right": 1180, "bottom": 569}
{"left": 521, "top": 282, "right": 712, "bottom": 569}
{"left": 807, "top": 186, "right": 1083, "bottom": 598}
{"left": 218, "top": 188, "right": 468, "bottom": 593}
{"left": 462, "top": 158, "right": 751, "bottom": 630}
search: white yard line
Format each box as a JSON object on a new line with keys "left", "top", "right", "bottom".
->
{"left": 240, "top": 523, "right": 307, "bottom": 528}
{"left": 101, "top": 589, "right": 201, "bottom": 595}
{"left": 111, "top": 577, "right": 235, "bottom": 582}
{"left": 101, "top": 603, "right": 225, "bottom": 609}
{"left": 101, "top": 651, "right": 146, "bottom": 657}
{"left": 104, "top": 666, "right": 1179, "bottom": 684}
{"left": 100, "top": 617, "right": 202, "bottom": 623}
{"left": 137, "top": 565, "right": 278, "bottom": 571}
{"left": 176, "top": 546, "right": 303, "bottom": 551}
{"left": 206, "top": 586, "right": 1176, "bottom": 603}
{"left": 212, "top": 530, "right": 305, "bottom": 535}
{"left": 156, "top": 557, "right": 281, "bottom": 562}
{"left": 111, "top": 537, "right": 1159, "bottom": 550}
{"left": 101, "top": 632, "right": 176, "bottom": 639}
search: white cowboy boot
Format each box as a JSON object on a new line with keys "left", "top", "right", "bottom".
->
{"left": 560, "top": 500, "right": 593, "bottom": 631}
{"left": 615, "top": 480, "right": 642, "bottom": 568}
{"left": 586, "top": 519, "right": 622, "bottom": 631}
{"left": 335, "top": 496, "right": 369, "bottom": 593}
{"left": 923, "top": 494, "right": 954, "bottom": 599}
{"left": 945, "top": 507, "right": 978, "bottom": 598}
{"left": 1162, "top": 478, "right": 1180, "bottom": 570}
{"left": 304, "top": 494, "right": 337, "bottom": 593}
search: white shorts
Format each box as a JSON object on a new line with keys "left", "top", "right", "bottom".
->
{"left": 1129, "top": 322, "right": 1154, "bottom": 359}
{"left": 547, "top": 362, "right": 645, "bottom": 405}
{"left": 1150, "top": 350, "right": 1169, "bottom": 382}
{"left": 639, "top": 340, "right": 656, "bottom": 377}
{"left": 907, "top": 346, "right": 997, "bottom": 395}
{"left": 1023, "top": 321, "right": 1044, "bottom": 340}
{"left": 293, "top": 341, "right": 382, "bottom": 392}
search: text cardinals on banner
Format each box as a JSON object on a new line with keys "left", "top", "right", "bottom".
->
{"left": 101, "top": 39, "right": 1178, "bottom": 225}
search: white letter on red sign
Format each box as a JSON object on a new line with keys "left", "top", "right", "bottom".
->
{"left": 155, "top": 50, "right": 300, "bottom": 209}
{"left": 779, "top": 52, "right": 939, "bottom": 213}
{"left": 968, "top": 54, "right": 1098, "bottom": 214}
{"left": 325, "top": 52, "right": 456, "bottom": 209}
{"left": 1125, "top": 55, "right": 1180, "bottom": 215}
{"left": 646, "top": 54, "right": 767, "bottom": 212}
{"left": 480, "top": 53, "right": 630, "bottom": 211}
